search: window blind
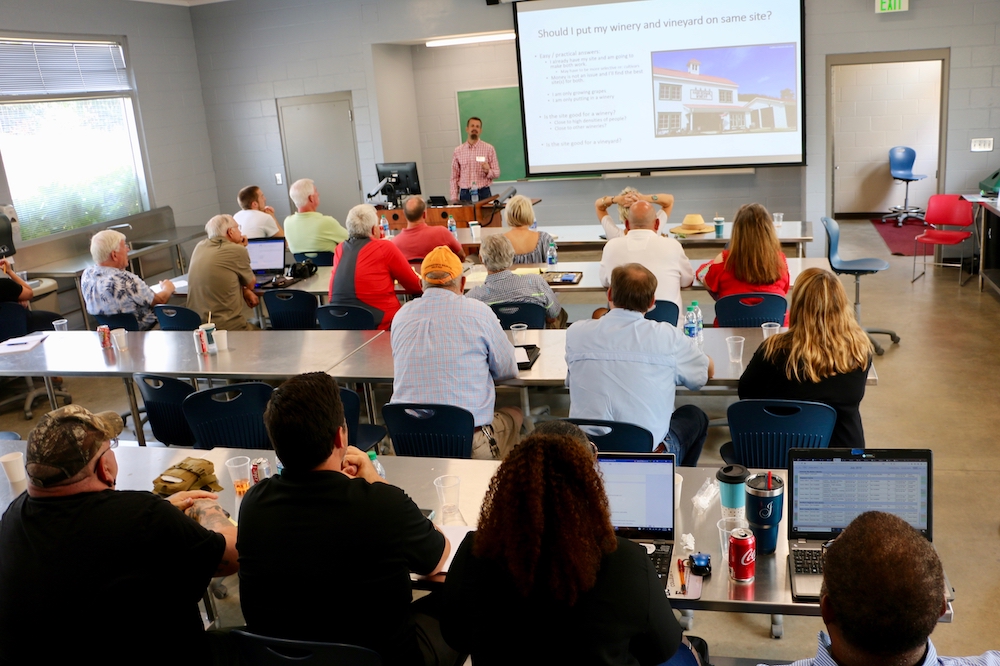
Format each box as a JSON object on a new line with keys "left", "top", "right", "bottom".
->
{"left": 0, "top": 40, "right": 129, "bottom": 96}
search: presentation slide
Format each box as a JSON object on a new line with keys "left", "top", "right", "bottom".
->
{"left": 514, "top": 0, "right": 804, "bottom": 175}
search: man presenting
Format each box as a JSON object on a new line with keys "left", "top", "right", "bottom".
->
{"left": 186, "top": 214, "right": 259, "bottom": 331}
{"left": 284, "top": 178, "right": 348, "bottom": 255}
{"left": 566, "top": 264, "right": 712, "bottom": 466}
{"left": 234, "top": 185, "right": 284, "bottom": 239}
{"left": 392, "top": 195, "right": 465, "bottom": 261}
{"left": 391, "top": 246, "right": 522, "bottom": 459}
{"left": 450, "top": 117, "right": 499, "bottom": 203}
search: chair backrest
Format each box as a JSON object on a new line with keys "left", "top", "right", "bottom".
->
{"left": 645, "top": 300, "right": 680, "bottom": 325}
{"left": 0, "top": 213, "right": 15, "bottom": 259}
{"left": 182, "top": 382, "right": 274, "bottom": 450}
{"left": 134, "top": 374, "right": 197, "bottom": 446}
{"left": 232, "top": 630, "right": 381, "bottom": 666}
{"left": 381, "top": 403, "right": 475, "bottom": 458}
{"left": 340, "top": 386, "right": 364, "bottom": 448}
{"left": 888, "top": 146, "right": 917, "bottom": 178}
{"left": 292, "top": 251, "right": 334, "bottom": 266}
{"left": 565, "top": 418, "right": 655, "bottom": 453}
{"left": 154, "top": 305, "right": 203, "bottom": 331}
{"left": 924, "top": 194, "right": 974, "bottom": 229}
{"left": 820, "top": 216, "right": 843, "bottom": 269}
{"left": 726, "top": 399, "right": 838, "bottom": 469}
{"left": 0, "top": 302, "right": 28, "bottom": 341}
{"left": 0, "top": 431, "right": 20, "bottom": 440}
{"left": 316, "top": 304, "right": 377, "bottom": 330}
{"left": 263, "top": 289, "right": 318, "bottom": 330}
{"left": 490, "top": 302, "right": 547, "bottom": 329}
{"left": 715, "top": 293, "right": 786, "bottom": 327}
{"left": 93, "top": 312, "right": 141, "bottom": 331}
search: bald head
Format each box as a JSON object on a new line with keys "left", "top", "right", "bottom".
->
{"left": 629, "top": 200, "right": 657, "bottom": 229}
{"left": 403, "top": 196, "right": 426, "bottom": 223}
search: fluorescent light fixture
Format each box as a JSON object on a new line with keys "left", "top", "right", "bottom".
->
{"left": 426, "top": 32, "right": 516, "bottom": 48}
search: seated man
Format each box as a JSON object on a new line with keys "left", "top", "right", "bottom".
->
{"left": 598, "top": 200, "right": 693, "bottom": 315}
{"left": 781, "top": 511, "right": 999, "bottom": 666}
{"left": 0, "top": 259, "right": 61, "bottom": 331}
{"left": 234, "top": 184, "right": 284, "bottom": 239}
{"left": 391, "top": 246, "right": 522, "bottom": 460}
{"left": 81, "top": 229, "right": 175, "bottom": 330}
{"left": 238, "top": 373, "right": 460, "bottom": 666}
{"left": 186, "top": 214, "right": 259, "bottom": 331}
{"left": 283, "top": 178, "right": 348, "bottom": 255}
{"left": 565, "top": 263, "right": 712, "bottom": 466}
{"left": 329, "top": 203, "right": 422, "bottom": 331}
{"left": 595, "top": 187, "right": 674, "bottom": 239}
{"left": 466, "top": 234, "right": 567, "bottom": 329}
{"left": 391, "top": 195, "right": 465, "bottom": 261}
{"left": 0, "top": 405, "right": 238, "bottom": 664}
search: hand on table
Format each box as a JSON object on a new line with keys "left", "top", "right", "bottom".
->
{"left": 167, "top": 489, "right": 219, "bottom": 511}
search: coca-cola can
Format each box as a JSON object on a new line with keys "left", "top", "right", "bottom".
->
{"left": 251, "top": 458, "right": 272, "bottom": 483}
{"left": 97, "top": 325, "right": 112, "bottom": 349}
{"left": 193, "top": 329, "right": 209, "bottom": 354}
{"left": 729, "top": 527, "right": 756, "bottom": 582}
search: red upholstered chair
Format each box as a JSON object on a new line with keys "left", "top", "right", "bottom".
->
{"left": 912, "top": 194, "right": 976, "bottom": 284}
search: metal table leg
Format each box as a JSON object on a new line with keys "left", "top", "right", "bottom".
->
{"left": 122, "top": 377, "right": 146, "bottom": 446}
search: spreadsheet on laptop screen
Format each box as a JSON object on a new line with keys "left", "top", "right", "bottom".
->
{"left": 599, "top": 457, "right": 674, "bottom": 533}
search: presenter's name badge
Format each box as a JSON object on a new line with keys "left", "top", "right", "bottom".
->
{"left": 476, "top": 156, "right": 486, "bottom": 163}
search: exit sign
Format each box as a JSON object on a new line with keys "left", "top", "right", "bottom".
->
{"left": 876, "top": 0, "right": 908, "bottom": 12}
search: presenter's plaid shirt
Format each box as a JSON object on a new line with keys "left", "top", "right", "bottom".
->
{"left": 450, "top": 140, "right": 499, "bottom": 201}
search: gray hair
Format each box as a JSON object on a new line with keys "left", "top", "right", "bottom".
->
{"left": 206, "top": 214, "right": 238, "bottom": 239}
{"left": 289, "top": 178, "right": 316, "bottom": 209}
{"left": 346, "top": 204, "right": 379, "bottom": 239}
{"left": 90, "top": 229, "right": 126, "bottom": 264}
{"left": 480, "top": 234, "right": 515, "bottom": 272}
{"left": 422, "top": 273, "right": 461, "bottom": 291}
{"left": 505, "top": 194, "right": 535, "bottom": 228}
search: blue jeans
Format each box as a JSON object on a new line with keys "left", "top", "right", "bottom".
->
{"left": 661, "top": 404, "right": 708, "bottom": 467}
{"left": 459, "top": 186, "right": 492, "bottom": 202}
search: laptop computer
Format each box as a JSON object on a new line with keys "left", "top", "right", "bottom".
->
{"left": 596, "top": 452, "right": 676, "bottom": 579}
{"left": 787, "top": 448, "right": 933, "bottom": 601}
{"left": 247, "top": 238, "right": 287, "bottom": 286}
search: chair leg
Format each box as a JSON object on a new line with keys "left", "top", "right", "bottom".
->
{"left": 912, "top": 240, "right": 927, "bottom": 282}
{"left": 853, "top": 275, "right": 899, "bottom": 355}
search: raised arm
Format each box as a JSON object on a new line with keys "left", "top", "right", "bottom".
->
{"left": 595, "top": 196, "right": 625, "bottom": 239}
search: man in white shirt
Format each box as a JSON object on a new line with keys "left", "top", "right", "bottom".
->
{"left": 234, "top": 185, "right": 284, "bottom": 240}
{"left": 598, "top": 200, "right": 693, "bottom": 314}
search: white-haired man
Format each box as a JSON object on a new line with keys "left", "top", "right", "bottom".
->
{"left": 186, "top": 214, "right": 259, "bottom": 331}
{"left": 283, "top": 178, "right": 348, "bottom": 256}
{"left": 328, "top": 204, "right": 421, "bottom": 331}
{"left": 81, "top": 229, "right": 175, "bottom": 330}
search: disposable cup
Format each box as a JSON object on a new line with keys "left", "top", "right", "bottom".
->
{"left": 111, "top": 328, "right": 128, "bottom": 352}
{"left": 52, "top": 319, "right": 69, "bottom": 332}
{"left": 726, "top": 336, "right": 745, "bottom": 364}
{"left": 718, "top": 516, "right": 749, "bottom": 560}
{"left": 761, "top": 322, "right": 780, "bottom": 339}
{"left": 434, "top": 475, "right": 467, "bottom": 525}
{"left": 773, "top": 213, "right": 783, "bottom": 227}
{"left": 0, "top": 452, "right": 26, "bottom": 483}
{"left": 225, "top": 456, "right": 251, "bottom": 496}
{"left": 510, "top": 323, "right": 528, "bottom": 345}
{"left": 214, "top": 329, "right": 228, "bottom": 351}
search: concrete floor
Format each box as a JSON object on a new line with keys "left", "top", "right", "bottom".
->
{"left": 1, "top": 219, "right": 997, "bottom": 661}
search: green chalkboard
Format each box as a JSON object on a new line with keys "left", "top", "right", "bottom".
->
{"left": 457, "top": 87, "right": 526, "bottom": 182}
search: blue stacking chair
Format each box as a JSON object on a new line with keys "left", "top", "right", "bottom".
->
{"left": 134, "top": 374, "right": 197, "bottom": 446}
{"left": 565, "top": 418, "right": 655, "bottom": 453}
{"left": 714, "top": 294, "right": 786, "bottom": 327}
{"left": 263, "top": 289, "right": 318, "bottom": 330}
{"left": 316, "top": 305, "right": 377, "bottom": 331}
{"left": 722, "top": 399, "right": 837, "bottom": 469}
{"left": 645, "top": 300, "right": 679, "bottom": 325}
{"left": 182, "top": 382, "right": 273, "bottom": 450}
{"left": 0, "top": 432, "right": 20, "bottom": 440}
{"left": 0, "top": 303, "right": 71, "bottom": 419}
{"left": 232, "top": 630, "right": 381, "bottom": 666}
{"left": 341, "top": 386, "right": 385, "bottom": 453}
{"left": 292, "top": 251, "right": 334, "bottom": 266}
{"left": 490, "top": 302, "right": 547, "bottom": 329}
{"left": 381, "top": 403, "right": 475, "bottom": 458}
{"left": 93, "top": 312, "right": 141, "bottom": 331}
{"left": 154, "top": 305, "right": 202, "bottom": 330}
{"left": 881, "top": 146, "right": 927, "bottom": 227}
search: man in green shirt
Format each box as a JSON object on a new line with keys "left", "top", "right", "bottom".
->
{"left": 284, "top": 178, "right": 348, "bottom": 256}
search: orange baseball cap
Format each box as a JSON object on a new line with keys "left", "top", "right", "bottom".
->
{"left": 420, "top": 246, "right": 463, "bottom": 284}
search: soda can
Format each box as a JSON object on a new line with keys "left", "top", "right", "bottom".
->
{"left": 97, "top": 325, "right": 112, "bottom": 349}
{"left": 192, "top": 329, "right": 209, "bottom": 354}
{"left": 729, "top": 527, "right": 756, "bottom": 582}
{"left": 251, "top": 458, "right": 272, "bottom": 483}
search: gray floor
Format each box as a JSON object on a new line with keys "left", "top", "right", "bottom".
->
{"left": 1, "top": 219, "right": 998, "bottom": 661}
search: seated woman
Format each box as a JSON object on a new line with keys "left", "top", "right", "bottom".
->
{"left": 441, "top": 425, "right": 701, "bottom": 666}
{"left": 0, "top": 259, "right": 61, "bottom": 332}
{"left": 503, "top": 194, "right": 556, "bottom": 264}
{"left": 738, "top": 267, "right": 873, "bottom": 449}
{"left": 696, "top": 203, "right": 789, "bottom": 324}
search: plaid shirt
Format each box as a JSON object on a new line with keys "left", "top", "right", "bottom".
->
{"left": 781, "top": 633, "right": 1000, "bottom": 666}
{"left": 466, "top": 270, "right": 561, "bottom": 320}
{"left": 450, "top": 140, "right": 499, "bottom": 201}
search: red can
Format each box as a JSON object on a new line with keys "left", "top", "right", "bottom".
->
{"left": 251, "top": 458, "right": 272, "bottom": 483}
{"left": 97, "top": 325, "right": 112, "bottom": 349}
{"left": 729, "top": 527, "right": 756, "bottom": 582}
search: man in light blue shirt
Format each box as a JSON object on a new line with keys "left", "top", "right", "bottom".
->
{"left": 779, "top": 511, "right": 999, "bottom": 666}
{"left": 565, "top": 263, "right": 713, "bottom": 466}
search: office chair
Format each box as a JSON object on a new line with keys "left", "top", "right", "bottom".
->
{"left": 912, "top": 194, "right": 977, "bottom": 284}
{"left": 263, "top": 289, "right": 318, "bottom": 330}
{"left": 154, "top": 305, "right": 202, "bottom": 330}
{"left": 565, "top": 418, "right": 655, "bottom": 453}
{"left": 645, "top": 300, "right": 679, "bottom": 326}
{"left": 232, "top": 630, "right": 381, "bottom": 666}
{"left": 714, "top": 294, "right": 787, "bottom": 327}
{"left": 381, "top": 403, "right": 475, "bottom": 458}
{"left": 722, "top": 399, "right": 837, "bottom": 469}
{"left": 316, "top": 304, "right": 377, "bottom": 330}
{"left": 490, "top": 302, "right": 547, "bottom": 329}
{"left": 881, "top": 146, "right": 927, "bottom": 227}
{"left": 92, "top": 312, "right": 141, "bottom": 331}
{"left": 182, "top": 382, "right": 274, "bottom": 450}
{"left": 292, "top": 251, "right": 334, "bottom": 266}
{"left": 134, "top": 374, "right": 197, "bottom": 446}
{"left": 0, "top": 213, "right": 15, "bottom": 261}
{"left": 821, "top": 217, "right": 900, "bottom": 355}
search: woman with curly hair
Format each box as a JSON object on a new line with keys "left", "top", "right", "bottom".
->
{"left": 441, "top": 430, "right": 696, "bottom": 665}
{"left": 739, "top": 267, "right": 874, "bottom": 448}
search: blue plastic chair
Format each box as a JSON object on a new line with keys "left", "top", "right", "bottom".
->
{"left": 341, "top": 386, "right": 385, "bottom": 453}
{"left": 134, "top": 374, "right": 197, "bottom": 446}
{"left": 881, "top": 146, "right": 927, "bottom": 227}
{"left": 182, "top": 382, "right": 274, "bottom": 450}
{"left": 263, "top": 289, "right": 318, "bottom": 330}
{"left": 566, "top": 418, "right": 655, "bottom": 453}
{"left": 232, "top": 630, "right": 381, "bottom": 666}
{"left": 93, "top": 312, "right": 141, "bottom": 331}
{"left": 154, "top": 304, "right": 202, "bottom": 331}
{"left": 715, "top": 293, "right": 786, "bottom": 327}
{"left": 645, "top": 300, "right": 680, "bottom": 325}
{"left": 722, "top": 399, "right": 838, "bottom": 469}
{"left": 821, "top": 217, "right": 899, "bottom": 356}
{"left": 316, "top": 305, "right": 377, "bottom": 331}
{"left": 0, "top": 431, "right": 20, "bottom": 440}
{"left": 490, "top": 302, "right": 547, "bottom": 329}
{"left": 0, "top": 303, "right": 71, "bottom": 420}
{"left": 292, "top": 251, "right": 334, "bottom": 266}
{"left": 381, "top": 403, "right": 475, "bottom": 458}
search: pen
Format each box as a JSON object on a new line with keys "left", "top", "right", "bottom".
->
{"left": 5, "top": 342, "right": 29, "bottom": 346}
{"left": 677, "top": 559, "right": 687, "bottom": 594}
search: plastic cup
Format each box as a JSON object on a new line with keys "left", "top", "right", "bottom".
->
{"left": 469, "top": 221, "right": 481, "bottom": 240}
{"left": 434, "top": 475, "right": 467, "bottom": 525}
{"left": 16, "top": 271, "right": 28, "bottom": 281}
{"left": 726, "top": 336, "right": 745, "bottom": 364}
{"left": 674, "top": 472, "right": 683, "bottom": 510}
{"left": 111, "top": 328, "right": 128, "bottom": 352}
{"left": 0, "top": 452, "right": 26, "bottom": 483}
{"left": 761, "top": 322, "right": 780, "bottom": 339}
{"left": 214, "top": 329, "right": 228, "bottom": 351}
{"left": 225, "top": 456, "right": 251, "bottom": 496}
{"left": 718, "top": 516, "right": 749, "bottom": 560}
{"left": 52, "top": 319, "right": 69, "bottom": 332}
{"left": 713, "top": 217, "right": 724, "bottom": 238}
{"left": 510, "top": 323, "right": 528, "bottom": 345}
{"left": 772, "top": 212, "right": 783, "bottom": 227}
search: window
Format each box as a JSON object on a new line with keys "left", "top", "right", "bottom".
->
{"left": 658, "top": 83, "right": 681, "bottom": 101}
{"left": 719, "top": 90, "right": 733, "bottom": 104}
{"left": 0, "top": 37, "right": 148, "bottom": 242}
{"left": 657, "top": 112, "right": 682, "bottom": 134}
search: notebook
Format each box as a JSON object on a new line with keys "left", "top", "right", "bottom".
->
{"left": 247, "top": 238, "right": 287, "bottom": 285}
{"left": 786, "top": 448, "right": 933, "bottom": 601}
{"left": 597, "top": 452, "right": 676, "bottom": 579}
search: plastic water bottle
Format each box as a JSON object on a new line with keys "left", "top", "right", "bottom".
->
{"left": 380, "top": 214, "right": 390, "bottom": 238}
{"left": 691, "top": 300, "right": 704, "bottom": 345}
{"left": 367, "top": 450, "right": 386, "bottom": 480}
{"left": 546, "top": 241, "right": 558, "bottom": 265}
{"left": 683, "top": 306, "right": 698, "bottom": 341}
{"left": 447, "top": 214, "right": 458, "bottom": 239}
{"left": 471, "top": 181, "right": 479, "bottom": 203}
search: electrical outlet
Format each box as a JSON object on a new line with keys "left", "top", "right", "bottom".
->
{"left": 275, "top": 173, "right": 283, "bottom": 185}
{"left": 971, "top": 138, "right": 994, "bottom": 152}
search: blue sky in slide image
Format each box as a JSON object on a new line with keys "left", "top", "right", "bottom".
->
{"left": 651, "top": 43, "right": 797, "bottom": 99}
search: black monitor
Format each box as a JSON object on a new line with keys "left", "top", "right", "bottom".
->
{"left": 375, "top": 162, "right": 421, "bottom": 207}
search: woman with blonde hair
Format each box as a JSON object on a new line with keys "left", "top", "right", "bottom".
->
{"left": 738, "top": 267, "right": 874, "bottom": 448}
{"left": 503, "top": 194, "right": 556, "bottom": 263}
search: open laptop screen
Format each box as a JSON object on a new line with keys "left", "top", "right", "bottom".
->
{"left": 597, "top": 453, "right": 675, "bottom": 541}
{"left": 247, "top": 239, "right": 286, "bottom": 274}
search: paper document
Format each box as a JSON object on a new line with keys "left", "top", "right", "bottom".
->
{"left": 152, "top": 279, "right": 187, "bottom": 294}
{"left": 0, "top": 333, "right": 47, "bottom": 355}
{"left": 514, "top": 347, "right": 531, "bottom": 364}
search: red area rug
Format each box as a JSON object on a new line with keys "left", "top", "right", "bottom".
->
{"left": 869, "top": 217, "right": 926, "bottom": 256}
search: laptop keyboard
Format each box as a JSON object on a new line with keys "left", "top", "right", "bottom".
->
{"left": 648, "top": 544, "right": 674, "bottom": 576}
{"left": 792, "top": 548, "right": 823, "bottom": 574}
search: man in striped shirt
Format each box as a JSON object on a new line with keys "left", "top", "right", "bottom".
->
{"left": 450, "top": 117, "right": 499, "bottom": 203}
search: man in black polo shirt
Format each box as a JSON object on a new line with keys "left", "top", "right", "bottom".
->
{"left": 237, "top": 372, "right": 459, "bottom": 666}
